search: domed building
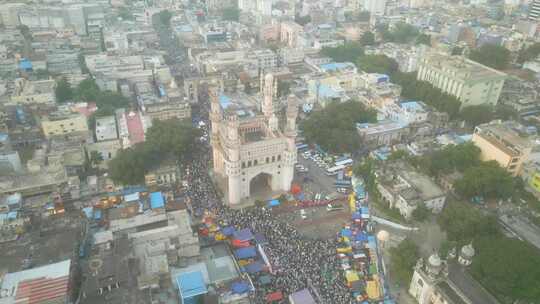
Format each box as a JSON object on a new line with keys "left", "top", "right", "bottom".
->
{"left": 409, "top": 249, "right": 500, "bottom": 304}
{"left": 458, "top": 244, "right": 475, "bottom": 266}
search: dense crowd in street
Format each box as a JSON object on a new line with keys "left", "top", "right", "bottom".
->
{"left": 182, "top": 101, "right": 354, "bottom": 303}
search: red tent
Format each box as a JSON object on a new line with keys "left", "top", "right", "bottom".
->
{"left": 290, "top": 184, "right": 301, "bottom": 195}
{"left": 266, "top": 291, "right": 283, "bottom": 302}
{"left": 232, "top": 239, "right": 251, "bottom": 248}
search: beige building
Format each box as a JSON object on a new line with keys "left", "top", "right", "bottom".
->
{"left": 9, "top": 78, "right": 56, "bottom": 106}
{"left": 41, "top": 113, "right": 89, "bottom": 138}
{"left": 417, "top": 53, "right": 507, "bottom": 107}
{"left": 472, "top": 122, "right": 533, "bottom": 176}
{"left": 144, "top": 101, "right": 191, "bottom": 122}
{"left": 211, "top": 73, "right": 297, "bottom": 206}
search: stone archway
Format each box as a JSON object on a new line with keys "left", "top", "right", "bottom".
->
{"left": 249, "top": 172, "right": 273, "bottom": 200}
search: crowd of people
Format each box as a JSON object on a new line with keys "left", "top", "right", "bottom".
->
{"left": 180, "top": 100, "right": 354, "bottom": 303}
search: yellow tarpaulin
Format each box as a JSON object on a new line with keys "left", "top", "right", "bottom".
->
{"left": 337, "top": 246, "right": 352, "bottom": 254}
{"left": 345, "top": 270, "right": 359, "bottom": 283}
{"left": 349, "top": 193, "right": 356, "bottom": 212}
{"left": 366, "top": 279, "right": 381, "bottom": 299}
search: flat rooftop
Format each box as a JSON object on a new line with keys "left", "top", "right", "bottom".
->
{"left": 424, "top": 53, "right": 507, "bottom": 80}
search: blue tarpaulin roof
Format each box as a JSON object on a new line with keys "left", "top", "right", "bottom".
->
{"left": 259, "top": 275, "right": 271, "bottom": 285}
{"left": 233, "top": 228, "right": 254, "bottom": 241}
{"left": 124, "top": 192, "right": 140, "bottom": 202}
{"left": 254, "top": 233, "right": 267, "bottom": 244}
{"left": 19, "top": 58, "right": 32, "bottom": 70}
{"left": 289, "top": 288, "right": 317, "bottom": 304}
{"left": 352, "top": 212, "right": 361, "bottom": 220}
{"left": 244, "top": 261, "right": 263, "bottom": 273}
{"left": 355, "top": 233, "right": 368, "bottom": 242}
{"left": 361, "top": 207, "right": 369, "bottom": 214}
{"left": 231, "top": 281, "right": 250, "bottom": 294}
{"left": 219, "top": 94, "right": 232, "bottom": 109}
{"left": 235, "top": 246, "right": 257, "bottom": 259}
{"left": 176, "top": 271, "right": 207, "bottom": 299}
{"left": 267, "top": 199, "right": 280, "bottom": 207}
{"left": 222, "top": 226, "right": 235, "bottom": 236}
{"left": 150, "top": 192, "right": 165, "bottom": 209}
{"left": 341, "top": 229, "right": 352, "bottom": 238}
{"left": 82, "top": 207, "right": 93, "bottom": 219}
{"left": 93, "top": 209, "right": 102, "bottom": 220}
{"left": 7, "top": 211, "right": 17, "bottom": 220}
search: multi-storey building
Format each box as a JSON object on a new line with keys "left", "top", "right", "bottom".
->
{"left": 417, "top": 53, "right": 507, "bottom": 107}
{"left": 472, "top": 121, "right": 533, "bottom": 176}
{"left": 40, "top": 112, "right": 89, "bottom": 138}
{"left": 9, "top": 78, "right": 56, "bottom": 106}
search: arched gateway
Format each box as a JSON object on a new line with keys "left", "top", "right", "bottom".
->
{"left": 210, "top": 73, "right": 298, "bottom": 206}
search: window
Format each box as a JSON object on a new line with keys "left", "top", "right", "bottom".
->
{"left": 254, "top": 160, "right": 258, "bottom": 166}
{"left": 277, "top": 155, "right": 281, "bottom": 161}
{"left": 242, "top": 162, "right": 246, "bottom": 169}
{"left": 248, "top": 160, "right": 252, "bottom": 167}
{"left": 272, "top": 156, "right": 275, "bottom": 162}
{"left": 266, "top": 157, "right": 269, "bottom": 163}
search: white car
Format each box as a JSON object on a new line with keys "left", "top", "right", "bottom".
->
{"left": 300, "top": 209, "right": 307, "bottom": 219}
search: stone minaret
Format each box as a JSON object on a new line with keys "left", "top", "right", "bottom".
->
{"left": 261, "top": 73, "right": 278, "bottom": 131}
{"left": 224, "top": 113, "right": 241, "bottom": 205}
{"left": 280, "top": 94, "right": 298, "bottom": 190}
{"left": 209, "top": 86, "right": 223, "bottom": 174}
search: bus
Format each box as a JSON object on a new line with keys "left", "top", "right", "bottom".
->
{"left": 334, "top": 158, "right": 353, "bottom": 167}
{"left": 326, "top": 165, "right": 345, "bottom": 176}
{"left": 296, "top": 143, "right": 309, "bottom": 151}
{"left": 335, "top": 180, "right": 352, "bottom": 187}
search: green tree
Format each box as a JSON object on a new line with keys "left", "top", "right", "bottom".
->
{"left": 458, "top": 104, "right": 494, "bottom": 127}
{"left": 145, "top": 118, "right": 201, "bottom": 161}
{"left": 412, "top": 204, "right": 430, "bottom": 222}
{"left": 158, "top": 10, "right": 173, "bottom": 27}
{"left": 469, "top": 44, "right": 510, "bottom": 70}
{"left": 421, "top": 142, "right": 481, "bottom": 176}
{"left": 357, "top": 54, "right": 399, "bottom": 74}
{"left": 392, "top": 72, "right": 462, "bottom": 119}
{"left": 320, "top": 42, "right": 364, "bottom": 63}
{"left": 517, "top": 42, "right": 540, "bottom": 64}
{"left": 300, "top": 101, "right": 376, "bottom": 154}
{"left": 222, "top": 7, "right": 240, "bottom": 21}
{"left": 294, "top": 14, "right": 311, "bottom": 26}
{"left": 437, "top": 200, "right": 500, "bottom": 242}
{"left": 108, "top": 119, "right": 200, "bottom": 185}
{"left": 415, "top": 33, "right": 431, "bottom": 46}
{"left": 55, "top": 77, "right": 74, "bottom": 103}
{"left": 353, "top": 159, "right": 377, "bottom": 193}
{"left": 277, "top": 79, "right": 291, "bottom": 98}
{"left": 454, "top": 161, "right": 515, "bottom": 200}
{"left": 471, "top": 236, "right": 540, "bottom": 303}
{"left": 89, "top": 150, "right": 104, "bottom": 167}
{"left": 451, "top": 46, "right": 464, "bottom": 55}
{"left": 387, "top": 150, "right": 408, "bottom": 161}
{"left": 78, "top": 54, "right": 89, "bottom": 74}
{"left": 494, "top": 104, "right": 518, "bottom": 121}
{"left": 118, "top": 6, "right": 134, "bottom": 20}
{"left": 17, "top": 25, "right": 32, "bottom": 41}
{"left": 381, "top": 22, "right": 419, "bottom": 44}
{"left": 389, "top": 238, "right": 419, "bottom": 284}
{"left": 76, "top": 78, "right": 100, "bottom": 102}
{"left": 35, "top": 69, "right": 50, "bottom": 80}
{"left": 97, "top": 91, "right": 130, "bottom": 109}
{"left": 359, "top": 31, "right": 375, "bottom": 46}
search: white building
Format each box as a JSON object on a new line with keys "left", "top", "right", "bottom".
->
{"left": 384, "top": 101, "right": 428, "bottom": 125}
{"left": 95, "top": 116, "right": 118, "bottom": 142}
{"left": 363, "top": 0, "right": 387, "bottom": 15}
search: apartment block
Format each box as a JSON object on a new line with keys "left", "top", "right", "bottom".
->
{"left": 472, "top": 121, "right": 533, "bottom": 176}
{"left": 417, "top": 53, "right": 507, "bottom": 107}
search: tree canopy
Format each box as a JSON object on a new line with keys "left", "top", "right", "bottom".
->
{"left": 108, "top": 119, "right": 201, "bottom": 185}
{"left": 517, "top": 42, "right": 540, "bottom": 64}
{"left": 415, "top": 33, "right": 431, "bottom": 46}
{"left": 389, "top": 238, "right": 419, "bottom": 284}
{"left": 438, "top": 200, "right": 540, "bottom": 303}
{"left": 469, "top": 44, "right": 510, "bottom": 70}
{"left": 357, "top": 54, "right": 398, "bottom": 75}
{"left": 75, "top": 78, "right": 131, "bottom": 110}
{"left": 320, "top": 42, "right": 364, "bottom": 63}
{"left": 294, "top": 14, "right": 311, "bottom": 26}
{"left": 438, "top": 200, "right": 500, "bottom": 243}
{"left": 471, "top": 236, "right": 540, "bottom": 303}
{"left": 454, "top": 161, "right": 515, "bottom": 200}
{"left": 158, "top": 10, "right": 172, "bottom": 27}
{"left": 55, "top": 77, "right": 74, "bottom": 103}
{"left": 300, "top": 101, "right": 376, "bottom": 154}
{"left": 392, "top": 72, "right": 461, "bottom": 118}
{"left": 421, "top": 142, "right": 481, "bottom": 176}
{"left": 458, "top": 104, "right": 495, "bottom": 127}
{"left": 380, "top": 22, "right": 420, "bottom": 44}
{"left": 222, "top": 7, "right": 240, "bottom": 21}
{"left": 359, "top": 31, "right": 375, "bottom": 46}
